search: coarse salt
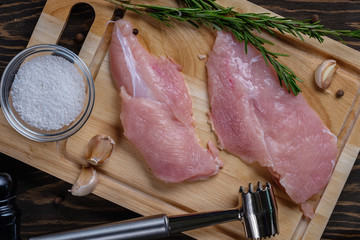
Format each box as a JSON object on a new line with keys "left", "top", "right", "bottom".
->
{"left": 11, "top": 55, "right": 86, "bottom": 131}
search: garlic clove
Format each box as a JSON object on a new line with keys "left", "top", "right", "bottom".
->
{"left": 71, "top": 166, "right": 98, "bottom": 196}
{"left": 315, "top": 59, "right": 338, "bottom": 89}
{"left": 85, "top": 135, "right": 115, "bottom": 166}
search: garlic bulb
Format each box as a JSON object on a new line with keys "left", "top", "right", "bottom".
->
{"left": 71, "top": 166, "right": 98, "bottom": 196}
{"left": 315, "top": 59, "right": 338, "bottom": 89}
{"left": 85, "top": 135, "right": 115, "bottom": 166}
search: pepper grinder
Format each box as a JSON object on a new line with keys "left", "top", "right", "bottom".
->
{"left": 0, "top": 173, "right": 20, "bottom": 240}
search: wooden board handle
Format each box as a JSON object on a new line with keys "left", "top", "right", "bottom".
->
{"left": 28, "top": 0, "right": 115, "bottom": 70}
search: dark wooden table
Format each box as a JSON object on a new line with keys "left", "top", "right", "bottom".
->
{"left": 1, "top": 0, "right": 360, "bottom": 239}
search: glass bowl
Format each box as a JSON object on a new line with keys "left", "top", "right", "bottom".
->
{"left": 0, "top": 44, "right": 95, "bottom": 142}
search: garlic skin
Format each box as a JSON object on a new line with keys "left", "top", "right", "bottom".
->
{"left": 71, "top": 167, "right": 98, "bottom": 196}
{"left": 85, "top": 135, "right": 115, "bottom": 166}
{"left": 315, "top": 59, "right": 338, "bottom": 89}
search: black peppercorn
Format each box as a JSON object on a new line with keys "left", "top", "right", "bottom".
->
{"left": 336, "top": 89, "right": 344, "bottom": 98}
{"left": 311, "top": 14, "right": 320, "bottom": 23}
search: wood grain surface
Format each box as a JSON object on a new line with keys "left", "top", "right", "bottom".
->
{"left": 1, "top": 0, "right": 360, "bottom": 239}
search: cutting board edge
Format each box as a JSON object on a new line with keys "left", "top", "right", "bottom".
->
{"left": 302, "top": 142, "right": 360, "bottom": 240}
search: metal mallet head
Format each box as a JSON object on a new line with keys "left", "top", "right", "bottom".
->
{"left": 30, "top": 182, "right": 279, "bottom": 240}
{"left": 239, "top": 182, "right": 278, "bottom": 239}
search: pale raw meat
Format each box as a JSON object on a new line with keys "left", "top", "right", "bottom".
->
{"left": 207, "top": 31, "right": 337, "bottom": 217}
{"left": 109, "top": 19, "right": 222, "bottom": 183}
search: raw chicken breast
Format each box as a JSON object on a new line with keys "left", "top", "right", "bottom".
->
{"left": 109, "top": 19, "right": 222, "bottom": 183}
{"left": 207, "top": 31, "right": 337, "bottom": 217}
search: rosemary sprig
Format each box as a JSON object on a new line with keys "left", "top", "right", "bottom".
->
{"left": 106, "top": 0, "right": 360, "bottom": 95}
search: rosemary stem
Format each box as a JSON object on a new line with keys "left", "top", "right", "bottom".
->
{"left": 105, "top": 0, "right": 147, "bottom": 11}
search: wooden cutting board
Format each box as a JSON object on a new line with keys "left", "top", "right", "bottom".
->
{"left": 1, "top": 0, "right": 360, "bottom": 239}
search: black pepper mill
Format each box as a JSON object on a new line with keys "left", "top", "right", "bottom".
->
{"left": 0, "top": 173, "right": 20, "bottom": 240}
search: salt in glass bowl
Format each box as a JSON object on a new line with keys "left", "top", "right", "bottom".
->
{"left": 0, "top": 44, "right": 95, "bottom": 142}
